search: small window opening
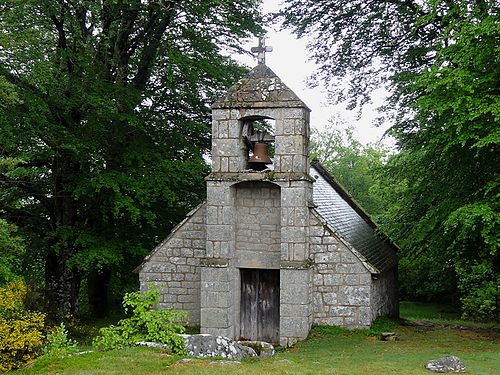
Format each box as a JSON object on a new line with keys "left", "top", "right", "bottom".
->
{"left": 242, "top": 117, "right": 275, "bottom": 171}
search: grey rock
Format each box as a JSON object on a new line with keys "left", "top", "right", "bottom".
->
{"left": 135, "top": 341, "right": 169, "bottom": 350}
{"left": 425, "top": 356, "right": 466, "bottom": 373}
{"left": 173, "top": 358, "right": 192, "bottom": 364}
{"left": 238, "top": 340, "right": 275, "bottom": 358}
{"left": 183, "top": 334, "right": 257, "bottom": 360}
{"left": 276, "top": 359, "right": 292, "bottom": 364}
{"left": 209, "top": 360, "right": 241, "bottom": 365}
{"left": 381, "top": 332, "right": 397, "bottom": 341}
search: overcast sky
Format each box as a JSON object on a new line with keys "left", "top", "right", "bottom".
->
{"left": 232, "top": 1, "right": 392, "bottom": 146}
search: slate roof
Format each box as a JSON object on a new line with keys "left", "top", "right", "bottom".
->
{"left": 212, "top": 64, "right": 310, "bottom": 110}
{"left": 310, "top": 160, "right": 398, "bottom": 273}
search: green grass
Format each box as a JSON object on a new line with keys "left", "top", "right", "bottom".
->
{"left": 11, "top": 302, "right": 499, "bottom": 374}
{"left": 400, "top": 301, "right": 461, "bottom": 321}
{"left": 14, "top": 324, "right": 500, "bottom": 375}
{"left": 400, "top": 301, "right": 499, "bottom": 328}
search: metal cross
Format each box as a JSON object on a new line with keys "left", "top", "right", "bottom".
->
{"left": 251, "top": 36, "right": 273, "bottom": 65}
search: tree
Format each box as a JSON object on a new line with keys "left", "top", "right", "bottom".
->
{"left": 0, "top": 219, "right": 25, "bottom": 285}
{"left": 280, "top": 1, "right": 499, "bottom": 319}
{"left": 0, "top": 0, "right": 263, "bottom": 317}
{"left": 310, "top": 117, "right": 388, "bottom": 217}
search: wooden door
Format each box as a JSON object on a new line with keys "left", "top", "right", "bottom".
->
{"left": 240, "top": 269, "right": 279, "bottom": 343}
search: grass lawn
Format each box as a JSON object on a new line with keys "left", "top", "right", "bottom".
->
{"left": 15, "top": 324, "right": 499, "bottom": 375}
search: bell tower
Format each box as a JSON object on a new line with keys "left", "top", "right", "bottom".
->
{"left": 200, "top": 37, "right": 314, "bottom": 346}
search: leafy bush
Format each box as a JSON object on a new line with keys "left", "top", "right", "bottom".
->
{"left": 93, "top": 289, "right": 187, "bottom": 354}
{"left": 0, "top": 280, "right": 45, "bottom": 372}
{"left": 42, "top": 323, "right": 78, "bottom": 358}
{"left": 457, "top": 261, "right": 499, "bottom": 322}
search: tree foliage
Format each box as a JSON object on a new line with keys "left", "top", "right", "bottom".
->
{"left": 310, "top": 118, "right": 389, "bottom": 217}
{"left": 0, "top": 0, "right": 263, "bottom": 316}
{"left": 280, "top": 0, "right": 499, "bottom": 319}
{"left": 0, "top": 219, "right": 25, "bottom": 285}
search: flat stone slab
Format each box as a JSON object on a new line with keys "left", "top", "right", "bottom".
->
{"left": 173, "top": 358, "right": 192, "bottom": 365}
{"left": 425, "top": 355, "right": 466, "bottom": 373}
{"left": 209, "top": 360, "right": 241, "bottom": 365}
{"left": 182, "top": 334, "right": 257, "bottom": 360}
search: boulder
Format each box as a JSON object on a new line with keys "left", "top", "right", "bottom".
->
{"left": 238, "top": 340, "right": 275, "bottom": 358}
{"left": 182, "top": 334, "right": 257, "bottom": 360}
{"left": 425, "top": 355, "right": 466, "bottom": 373}
{"left": 381, "top": 332, "right": 397, "bottom": 341}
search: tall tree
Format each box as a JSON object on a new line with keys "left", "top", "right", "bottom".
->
{"left": 0, "top": 0, "right": 263, "bottom": 316}
{"left": 279, "top": 0, "right": 499, "bottom": 319}
{"left": 311, "top": 117, "right": 389, "bottom": 217}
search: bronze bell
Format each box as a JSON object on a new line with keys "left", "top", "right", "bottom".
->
{"left": 249, "top": 142, "right": 272, "bottom": 168}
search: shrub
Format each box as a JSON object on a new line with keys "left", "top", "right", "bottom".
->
{"left": 457, "top": 261, "right": 499, "bottom": 322}
{"left": 0, "top": 280, "right": 45, "bottom": 372}
{"left": 93, "top": 289, "right": 187, "bottom": 354}
{"left": 42, "top": 323, "right": 78, "bottom": 358}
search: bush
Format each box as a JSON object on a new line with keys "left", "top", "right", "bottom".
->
{"left": 457, "top": 261, "right": 499, "bottom": 322}
{"left": 0, "top": 280, "right": 45, "bottom": 372}
{"left": 42, "top": 323, "right": 78, "bottom": 358}
{"left": 93, "top": 289, "right": 187, "bottom": 354}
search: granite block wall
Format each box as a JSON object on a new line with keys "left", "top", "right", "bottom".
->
{"left": 234, "top": 181, "right": 281, "bottom": 269}
{"left": 309, "top": 210, "right": 374, "bottom": 327}
{"left": 138, "top": 204, "right": 206, "bottom": 324}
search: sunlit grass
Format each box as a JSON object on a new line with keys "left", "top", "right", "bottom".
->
{"left": 15, "top": 323, "right": 499, "bottom": 375}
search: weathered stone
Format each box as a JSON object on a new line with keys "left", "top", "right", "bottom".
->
{"left": 183, "top": 334, "right": 257, "bottom": 360}
{"left": 173, "top": 358, "right": 192, "bottom": 365}
{"left": 238, "top": 341, "right": 275, "bottom": 358}
{"left": 209, "top": 360, "right": 241, "bottom": 365}
{"left": 135, "top": 341, "right": 169, "bottom": 350}
{"left": 381, "top": 332, "right": 397, "bottom": 341}
{"left": 425, "top": 356, "right": 466, "bottom": 373}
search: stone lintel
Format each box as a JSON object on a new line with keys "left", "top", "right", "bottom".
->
{"left": 280, "top": 259, "right": 313, "bottom": 269}
{"left": 212, "top": 100, "right": 311, "bottom": 111}
{"left": 206, "top": 171, "right": 314, "bottom": 183}
{"left": 200, "top": 258, "right": 229, "bottom": 267}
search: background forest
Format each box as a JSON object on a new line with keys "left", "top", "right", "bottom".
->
{"left": 0, "top": 0, "right": 498, "bottom": 349}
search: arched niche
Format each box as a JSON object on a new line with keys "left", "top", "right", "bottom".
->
{"left": 240, "top": 116, "right": 276, "bottom": 171}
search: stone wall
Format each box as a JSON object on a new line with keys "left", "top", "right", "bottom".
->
{"left": 370, "top": 266, "right": 399, "bottom": 320}
{"left": 138, "top": 204, "right": 206, "bottom": 324}
{"left": 279, "top": 268, "right": 313, "bottom": 346}
{"left": 210, "top": 107, "right": 310, "bottom": 175}
{"left": 234, "top": 181, "right": 281, "bottom": 269}
{"left": 309, "top": 210, "right": 373, "bottom": 327}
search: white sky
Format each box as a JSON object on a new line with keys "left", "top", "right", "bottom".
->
{"left": 232, "top": 1, "right": 392, "bottom": 146}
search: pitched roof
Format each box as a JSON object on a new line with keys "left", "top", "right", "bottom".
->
{"left": 310, "top": 160, "right": 398, "bottom": 273}
{"left": 212, "top": 64, "right": 310, "bottom": 110}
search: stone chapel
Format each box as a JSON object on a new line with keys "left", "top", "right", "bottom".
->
{"left": 136, "top": 41, "right": 398, "bottom": 347}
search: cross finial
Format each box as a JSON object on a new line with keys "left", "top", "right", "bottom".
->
{"left": 251, "top": 36, "right": 273, "bottom": 65}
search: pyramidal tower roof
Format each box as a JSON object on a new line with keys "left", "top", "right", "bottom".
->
{"left": 212, "top": 64, "right": 310, "bottom": 110}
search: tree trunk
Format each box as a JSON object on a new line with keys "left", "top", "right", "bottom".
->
{"left": 88, "top": 266, "right": 112, "bottom": 318}
{"left": 45, "top": 155, "right": 81, "bottom": 317}
{"left": 45, "top": 250, "right": 81, "bottom": 317}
